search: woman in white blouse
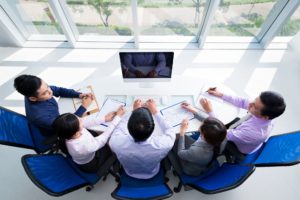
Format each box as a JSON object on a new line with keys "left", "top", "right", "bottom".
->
{"left": 52, "top": 106, "right": 125, "bottom": 173}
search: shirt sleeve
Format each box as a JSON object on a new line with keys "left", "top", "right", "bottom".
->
{"left": 82, "top": 116, "right": 121, "bottom": 153}
{"left": 51, "top": 86, "right": 81, "bottom": 98}
{"left": 109, "top": 113, "right": 131, "bottom": 151}
{"left": 82, "top": 113, "right": 106, "bottom": 128}
{"left": 152, "top": 113, "right": 176, "bottom": 150}
{"left": 222, "top": 94, "right": 250, "bottom": 110}
{"left": 74, "top": 106, "right": 86, "bottom": 117}
{"left": 154, "top": 53, "right": 167, "bottom": 73}
{"left": 177, "top": 135, "right": 194, "bottom": 161}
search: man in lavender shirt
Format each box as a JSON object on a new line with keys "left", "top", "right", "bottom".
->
{"left": 200, "top": 89, "right": 286, "bottom": 163}
{"left": 122, "top": 53, "right": 169, "bottom": 78}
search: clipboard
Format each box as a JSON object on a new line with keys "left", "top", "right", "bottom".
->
{"left": 97, "top": 98, "right": 126, "bottom": 127}
{"left": 160, "top": 101, "right": 194, "bottom": 127}
{"left": 72, "top": 85, "right": 99, "bottom": 117}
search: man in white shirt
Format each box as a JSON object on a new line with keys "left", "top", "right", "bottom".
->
{"left": 109, "top": 99, "right": 175, "bottom": 179}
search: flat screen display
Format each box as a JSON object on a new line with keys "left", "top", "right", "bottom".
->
{"left": 119, "top": 52, "right": 174, "bottom": 78}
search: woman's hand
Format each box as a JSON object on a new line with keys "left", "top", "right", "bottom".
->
{"left": 181, "top": 102, "right": 198, "bottom": 114}
{"left": 180, "top": 119, "right": 189, "bottom": 136}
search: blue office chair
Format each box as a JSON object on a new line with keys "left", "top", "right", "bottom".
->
{"left": 111, "top": 167, "right": 173, "bottom": 200}
{"left": 21, "top": 154, "right": 106, "bottom": 196}
{"left": 242, "top": 131, "right": 300, "bottom": 166}
{"left": 188, "top": 163, "right": 255, "bottom": 194}
{"left": 0, "top": 106, "right": 53, "bottom": 153}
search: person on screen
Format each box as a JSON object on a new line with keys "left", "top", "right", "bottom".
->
{"left": 52, "top": 106, "right": 125, "bottom": 174}
{"left": 109, "top": 99, "right": 176, "bottom": 179}
{"left": 168, "top": 102, "right": 227, "bottom": 177}
{"left": 122, "top": 52, "right": 169, "bottom": 78}
{"left": 203, "top": 88, "right": 286, "bottom": 163}
{"left": 14, "top": 74, "right": 93, "bottom": 139}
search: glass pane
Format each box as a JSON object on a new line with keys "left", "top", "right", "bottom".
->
{"left": 5, "top": 0, "right": 64, "bottom": 37}
{"left": 277, "top": 5, "right": 300, "bottom": 36}
{"left": 138, "top": 0, "right": 207, "bottom": 36}
{"left": 209, "top": 0, "right": 277, "bottom": 37}
{"left": 65, "top": 0, "right": 133, "bottom": 36}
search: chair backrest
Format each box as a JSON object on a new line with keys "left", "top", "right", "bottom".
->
{"left": 111, "top": 168, "right": 173, "bottom": 200}
{"left": 253, "top": 131, "right": 300, "bottom": 166}
{"left": 21, "top": 154, "right": 100, "bottom": 196}
{"left": 0, "top": 106, "right": 52, "bottom": 153}
{"left": 188, "top": 163, "right": 255, "bottom": 194}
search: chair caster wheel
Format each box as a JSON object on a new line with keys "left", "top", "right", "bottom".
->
{"left": 173, "top": 187, "right": 181, "bottom": 193}
{"left": 103, "top": 175, "right": 107, "bottom": 181}
{"left": 86, "top": 185, "right": 93, "bottom": 192}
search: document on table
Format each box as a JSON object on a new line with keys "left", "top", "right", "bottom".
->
{"left": 196, "top": 91, "right": 238, "bottom": 124}
{"left": 160, "top": 101, "right": 194, "bottom": 127}
{"left": 97, "top": 98, "right": 126, "bottom": 127}
{"left": 72, "top": 85, "right": 99, "bottom": 117}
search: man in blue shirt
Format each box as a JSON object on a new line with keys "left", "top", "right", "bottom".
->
{"left": 123, "top": 53, "right": 169, "bottom": 78}
{"left": 14, "top": 74, "right": 93, "bottom": 137}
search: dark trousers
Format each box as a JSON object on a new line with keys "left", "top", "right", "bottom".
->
{"left": 78, "top": 144, "right": 116, "bottom": 176}
{"left": 223, "top": 141, "right": 246, "bottom": 163}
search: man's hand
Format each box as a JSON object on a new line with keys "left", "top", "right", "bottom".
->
{"left": 145, "top": 99, "right": 158, "bottom": 115}
{"left": 135, "top": 70, "right": 145, "bottom": 78}
{"left": 116, "top": 105, "right": 126, "bottom": 117}
{"left": 81, "top": 96, "right": 93, "bottom": 109}
{"left": 181, "top": 102, "right": 198, "bottom": 114}
{"left": 104, "top": 111, "right": 116, "bottom": 122}
{"left": 147, "top": 70, "right": 157, "bottom": 78}
{"left": 80, "top": 93, "right": 94, "bottom": 100}
{"left": 180, "top": 119, "right": 189, "bottom": 136}
{"left": 200, "top": 98, "right": 213, "bottom": 113}
{"left": 207, "top": 87, "right": 223, "bottom": 97}
{"left": 133, "top": 99, "right": 143, "bottom": 110}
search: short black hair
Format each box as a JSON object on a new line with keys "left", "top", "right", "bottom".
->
{"left": 259, "top": 91, "right": 286, "bottom": 120}
{"left": 14, "top": 74, "right": 42, "bottom": 97}
{"left": 52, "top": 113, "right": 80, "bottom": 140}
{"left": 127, "top": 107, "right": 155, "bottom": 142}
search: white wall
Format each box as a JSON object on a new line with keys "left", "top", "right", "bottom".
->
{"left": 0, "top": 22, "right": 19, "bottom": 47}
{"left": 289, "top": 31, "right": 300, "bottom": 63}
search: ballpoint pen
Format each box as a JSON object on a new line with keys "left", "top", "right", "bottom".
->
{"left": 206, "top": 87, "right": 216, "bottom": 92}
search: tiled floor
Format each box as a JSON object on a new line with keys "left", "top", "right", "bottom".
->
{"left": 0, "top": 47, "right": 300, "bottom": 200}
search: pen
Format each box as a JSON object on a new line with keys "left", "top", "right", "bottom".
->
{"left": 206, "top": 87, "right": 216, "bottom": 92}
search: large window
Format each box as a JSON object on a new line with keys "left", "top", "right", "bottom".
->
{"left": 65, "top": 0, "right": 133, "bottom": 37}
{"left": 137, "top": 0, "right": 207, "bottom": 38}
{"left": 277, "top": 5, "right": 300, "bottom": 37}
{"left": 208, "top": 0, "right": 277, "bottom": 37}
{"left": 3, "top": 0, "right": 65, "bottom": 39}
{"left": 0, "top": 0, "right": 299, "bottom": 47}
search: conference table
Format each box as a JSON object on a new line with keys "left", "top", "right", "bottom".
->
{"left": 58, "top": 75, "right": 239, "bottom": 133}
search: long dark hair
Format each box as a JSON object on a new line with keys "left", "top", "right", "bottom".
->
{"left": 200, "top": 117, "right": 227, "bottom": 162}
{"left": 52, "top": 113, "right": 80, "bottom": 154}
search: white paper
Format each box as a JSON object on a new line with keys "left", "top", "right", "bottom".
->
{"left": 97, "top": 98, "right": 126, "bottom": 126}
{"left": 196, "top": 92, "right": 238, "bottom": 124}
{"left": 160, "top": 102, "right": 194, "bottom": 127}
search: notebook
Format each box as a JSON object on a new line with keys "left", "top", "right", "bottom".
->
{"left": 97, "top": 98, "right": 126, "bottom": 127}
{"left": 160, "top": 101, "right": 194, "bottom": 127}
